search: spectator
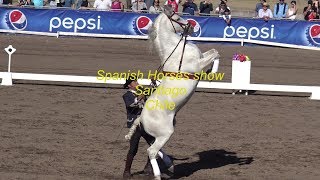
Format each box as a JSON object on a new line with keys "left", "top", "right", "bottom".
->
{"left": 313, "top": 0, "right": 320, "bottom": 15}
{"left": 33, "top": 0, "right": 44, "bottom": 7}
{"left": 132, "top": 0, "right": 148, "bottom": 12}
{"left": 145, "top": 0, "right": 153, "bottom": 9}
{"left": 111, "top": 0, "right": 124, "bottom": 11}
{"left": 164, "top": 0, "right": 180, "bottom": 13}
{"left": 258, "top": 2, "right": 273, "bottom": 21}
{"left": 149, "top": 0, "right": 163, "bottom": 13}
{"left": 308, "top": 6, "right": 320, "bottom": 20}
{"left": 18, "top": 0, "right": 33, "bottom": 6}
{"left": 255, "top": 0, "right": 266, "bottom": 16}
{"left": 48, "top": 0, "right": 57, "bottom": 7}
{"left": 75, "top": 0, "right": 84, "bottom": 9}
{"left": 199, "top": 0, "right": 213, "bottom": 16}
{"left": 286, "top": 0, "right": 297, "bottom": 20}
{"left": 126, "top": 0, "right": 131, "bottom": 9}
{"left": 215, "top": 1, "right": 230, "bottom": 15}
{"left": 304, "top": 0, "right": 313, "bottom": 20}
{"left": 182, "top": 0, "right": 198, "bottom": 15}
{"left": 222, "top": 8, "right": 231, "bottom": 25}
{"left": 80, "top": 0, "right": 91, "bottom": 8}
{"left": 273, "top": 0, "right": 288, "bottom": 19}
{"left": 2, "top": 0, "right": 12, "bottom": 4}
{"left": 93, "top": 0, "right": 112, "bottom": 10}
{"left": 64, "top": 0, "right": 75, "bottom": 8}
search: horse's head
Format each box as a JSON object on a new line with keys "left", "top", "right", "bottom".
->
{"left": 163, "top": 5, "right": 194, "bottom": 36}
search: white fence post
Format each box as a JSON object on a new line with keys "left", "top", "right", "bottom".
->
{"left": 232, "top": 60, "right": 251, "bottom": 95}
{"left": 1, "top": 45, "right": 16, "bottom": 86}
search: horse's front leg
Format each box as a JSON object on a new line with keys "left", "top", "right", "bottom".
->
{"left": 198, "top": 49, "right": 220, "bottom": 71}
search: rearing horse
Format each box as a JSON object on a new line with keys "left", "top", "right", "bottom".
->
{"left": 126, "top": 5, "right": 220, "bottom": 179}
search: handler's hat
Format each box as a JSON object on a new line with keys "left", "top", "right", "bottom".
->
{"left": 263, "top": 2, "right": 268, "bottom": 6}
{"left": 123, "top": 75, "right": 138, "bottom": 89}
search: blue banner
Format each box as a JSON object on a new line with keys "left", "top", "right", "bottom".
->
{"left": 0, "top": 7, "right": 319, "bottom": 48}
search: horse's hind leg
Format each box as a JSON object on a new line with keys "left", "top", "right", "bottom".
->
{"left": 148, "top": 133, "right": 173, "bottom": 179}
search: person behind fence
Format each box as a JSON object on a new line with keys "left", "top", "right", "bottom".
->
{"left": 308, "top": 6, "right": 319, "bottom": 20}
{"left": 164, "top": 0, "right": 180, "bottom": 12}
{"left": 111, "top": 0, "right": 124, "bottom": 11}
{"left": 64, "top": 0, "right": 75, "bottom": 8}
{"left": 303, "top": 0, "right": 320, "bottom": 20}
{"left": 255, "top": 0, "right": 266, "bottom": 16}
{"left": 149, "top": 0, "right": 164, "bottom": 13}
{"left": 80, "top": 0, "right": 90, "bottom": 8}
{"left": 273, "top": 0, "right": 288, "bottom": 19}
{"left": 215, "top": 0, "right": 230, "bottom": 15}
{"left": 145, "top": 0, "right": 153, "bottom": 10}
{"left": 2, "top": 0, "right": 12, "bottom": 4}
{"left": 222, "top": 8, "right": 231, "bottom": 25}
{"left": 258, "top": 2, "right": 273, "bottom": 21}
{"left": 182, "top": 0, "right": 199, "bottom": 15}
{"left": 18, "top": 0, "right": 33, "bottom": 6}
{"left": 132, "top": 0, "right": 148, "bottom": 12}
{"left": 313, "top": 0, "right": 320, "bottom": 17}
{"left": 286, "top": 0, "right": 297, "bottom": 20}
{"left": 93, "top": 0, "right": 112, "bottom": 10}
{"left": 304, "top": 0, "right": 313, "bottom": 20}
{"left": 199, "top": 0, "right": 213, "bottom": 16}
{"left": 122, "top": 76, "right": 174, "bottom": 178}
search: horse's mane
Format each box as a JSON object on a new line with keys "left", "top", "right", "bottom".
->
{"left": 147, "top": 15, "right": 161, "bottom": 56}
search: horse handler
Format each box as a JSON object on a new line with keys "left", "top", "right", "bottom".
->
{"left": 122, "top": 75, "right": 174, "bottom": 178}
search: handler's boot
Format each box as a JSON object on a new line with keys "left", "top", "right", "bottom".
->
{"left": 123, "top": 154, "right": 134, "bottom": 179}
{"left": 143, "top": 158, "right": 153, "bottom": 176}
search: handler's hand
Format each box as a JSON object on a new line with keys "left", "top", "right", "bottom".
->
{"left": 137, "top": 94, "right": 145, "bottom": 101}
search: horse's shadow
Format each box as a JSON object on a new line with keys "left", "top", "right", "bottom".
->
{"left": 170, "top": 149, "right": 254, "bottom": 179}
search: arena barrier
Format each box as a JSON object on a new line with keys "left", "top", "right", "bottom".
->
{"left": 1, "top": 29, "right": 320, "bottom": 51}
{"left": 1, "top": 45, "right": 320, "bottom": 100}
{"left": 0, "top": 7, "right": 320, "bottom": 51}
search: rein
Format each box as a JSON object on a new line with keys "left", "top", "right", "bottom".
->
{"left": 150, "top": 12, "right": 192, "bottom": 87}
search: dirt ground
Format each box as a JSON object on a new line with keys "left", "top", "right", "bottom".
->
{"left": 0, "top": 34, "right": 320, "bottom": 180}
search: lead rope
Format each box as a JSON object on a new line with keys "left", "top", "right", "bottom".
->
{"left": 178, "top": 24, "right": 191, "bottom": 71}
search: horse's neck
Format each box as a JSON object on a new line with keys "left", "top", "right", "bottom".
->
{"left": 153, "top": 14, "right": 182, "bottom": 68}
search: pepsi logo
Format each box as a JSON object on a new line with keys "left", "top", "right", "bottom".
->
{"left": 6, "top": 10, "right": 28, "bottom": 30}
{"left": 187, "top": 19, "right": 201, "bottom": 37}
{"left": 308, "top": 24, "right": 320, "bottom": 45}
{"left": 133, "top": 16, "right": 153, "bottom": 35}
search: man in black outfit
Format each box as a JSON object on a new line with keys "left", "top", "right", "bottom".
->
{"left": 122, "top": 76, "right": 173, "bottom": 178}
{"left": 199, "top": 0, "right": 213, "bottom": 16}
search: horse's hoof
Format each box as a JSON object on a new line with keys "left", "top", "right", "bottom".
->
{"left": 154, "top": 175, "right": 161, "bottom": 180}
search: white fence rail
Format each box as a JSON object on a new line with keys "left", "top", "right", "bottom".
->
{"left": 1, "top": 72, "right": 320, "bottom": 100}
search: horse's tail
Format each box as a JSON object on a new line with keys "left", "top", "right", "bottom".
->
{"left": 125, "top": 116, "right": 141, "bottom": 140}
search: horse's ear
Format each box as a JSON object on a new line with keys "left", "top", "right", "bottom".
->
{"left": 163, "top": 4, "right": 173, "bottom": 16}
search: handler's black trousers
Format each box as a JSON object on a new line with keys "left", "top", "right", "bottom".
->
{"left": 128, "top": 118, "right": 176, "bottom": 156}
{"left": 128, "top": 125, "right": 154, "bottom": 156}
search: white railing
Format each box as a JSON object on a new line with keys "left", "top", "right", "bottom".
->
{"left": 1, "top": 45, "right": 320, "bottom": 100}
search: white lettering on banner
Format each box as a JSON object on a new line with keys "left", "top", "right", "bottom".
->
{"left": 223, "top": 25, "right": 275, "bottom": 40}
{"left": 49, "top": 16, "right": 101, "bottom": 32}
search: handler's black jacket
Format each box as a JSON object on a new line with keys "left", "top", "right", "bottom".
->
{"left": 123, "top": 90, "right": 145, "bottom": 128}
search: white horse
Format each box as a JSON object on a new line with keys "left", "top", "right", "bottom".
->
{"left": 125, "top": 5, "right": 220, "bottom": 179}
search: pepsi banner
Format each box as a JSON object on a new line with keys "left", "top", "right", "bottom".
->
{"left": 0, "top": 7, "right": 319, "bottom": 48}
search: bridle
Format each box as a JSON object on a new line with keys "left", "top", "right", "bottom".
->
{"left": 150, "top": 12, "right": 193, "bottom": 87}
{"left": 167, "top": 12, "right": 191, "bottom": 35}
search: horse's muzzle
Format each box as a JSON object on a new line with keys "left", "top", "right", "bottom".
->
{"left": 185, "top": 24, "right": 194, "bottom": 36}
